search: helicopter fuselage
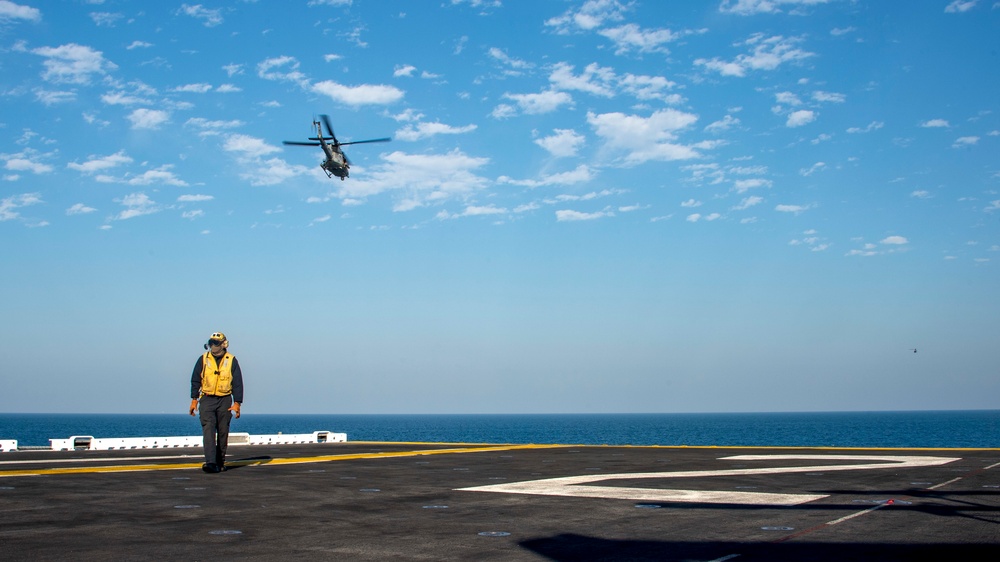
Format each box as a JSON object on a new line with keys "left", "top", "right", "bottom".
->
{"left": 320, "top": 142, "right": 349, "bottom": 179}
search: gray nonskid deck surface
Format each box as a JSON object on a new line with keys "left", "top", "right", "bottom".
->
{"left": 1, "top": 443, "right": 998, "bottom": 561}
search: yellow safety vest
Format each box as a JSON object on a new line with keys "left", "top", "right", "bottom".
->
{"left": 200, "top": 351, "right": 234, "bottom": 397}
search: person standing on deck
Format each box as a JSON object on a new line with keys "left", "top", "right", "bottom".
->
{"left": 188, "top": 332, "right": 244, "bottom": 473}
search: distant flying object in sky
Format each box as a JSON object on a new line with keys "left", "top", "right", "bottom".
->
{"left": 910, "top": 349, "right": 917, "bottom": 353}
{"left": 283, "top": 114, "right": 390, "bottom": 181}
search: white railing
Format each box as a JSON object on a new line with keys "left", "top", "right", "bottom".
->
{"left": 35, "top": 431, "right": 346, "bottom": 452}
{"left": 248, "top": 431, "right": 347, "bottom": 445}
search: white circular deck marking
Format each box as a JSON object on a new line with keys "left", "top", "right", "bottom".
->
{"left": 457, "top": 454, "right": 960, "bottom": 506}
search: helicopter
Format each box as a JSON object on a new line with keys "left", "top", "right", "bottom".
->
{"left": 283, "top": 114, "right": 390, "bottom": 180}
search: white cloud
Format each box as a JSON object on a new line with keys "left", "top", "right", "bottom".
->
{"left": 438, "top": 204, "right": 509, "bottom": 220}
{"left": 3, "top": 150, "right": 54, "bottom": 174}
{"left": 312, "top": 80, "right": 405, "bottom": 106}
{"left": 719, "top": 0, "right": 833, "bottom": 15}
{"left": 501, "top": 90, "right": 573, "bottom": 115}
{"left": 338, "top": 149, "right": 490, "bottom": 211}
{"left": 91, "top": 12, "right": 124, "bottom": 27}
{"left": 393, "top": 64, "right": 417, "bottom": 77}
{"left": 223, "top": 134, "right": 282, "bottom": 158}
{"left": 556, "top": 209, "right": 613, "bottom": 221}
{"left": 953, "top": 136, "right": 979, "bottom": 147}
{"left": 499, "top": 165, "right": 594, "bottom": 188}
{"left": 847, "top": 121, "right": 884, "bottom": 133}
{"left": 587, "top": 109, "right": 705, "bottom": 165}
{"left": 732, "top": 196, "right": 763, "bottom": 210}
{"left": 68, "top": 151, "right": 133, "bottom": 173}
{"left": 32, "top": 43, "right": 116, "bottom": 85}
{"left": 705, "top": 115, "right": 740, "bottom": 132}
{"left": 309, "top": 0, "right": 353, "bottom": 6}
{"left": 786, "top": 109, "right": 816, "bottom": 127}
{"left": 549, "top": 62, "right": 679, "bottom": 103}
{"left": 127, "top": 108, "right": 170, "bottom": 129}
{"left": 102, "top": 90, "right": 153, "bottom": 106}
{"left": 775, "top": 203, "right": 812, "bottom": 214}
{"left": 179, "top": 3, "right": 223, "bottom": 27}
{"left": 687, "top": 212, "right": 722, "bottom": 222}
{"left": 178, "top": 194, "right": 214, "bottom": 202}
{"left": 127, "top": 41, "right": 153, "bottom": 50}
{"left": 775, "top": 91, "right": 801, "bottom": 106}
{"left": 257, "top": 56, "right": 308, "bottom": 86}
{"left": 800, "top": 162, "right": 826, "bottom": 176}
{"left": 812, "top": 90, "right": 845, "bottom": 103}
{"left": 115, "top": 192, "right": 159, "bottom": 220}
{"left": 547, "top": 189, "right": 625, "bottom": 204}
{"left": 490, "top": 104, "right": 517, "bottom": 119}
{"left": 182, "top": 210, "right": 204, "bottom": 220}
{"left": 732, "top": 178, "right": 772, "bottom": 192}
{"left": 0, "top": 1, "right": 42, "bottom": 22}
{"left": 488, "top": 48, "right": 533, "bottom": 71}
{"left": 920, "top": 119, "right": 950, "bottom": 128}
{"left": 34, "top": 89, "right": 76, "bottom": 105}
{"left": 597, "top": 23, "right": 688, "bottom": 56}
{"left": 240, "top": 158, "right": 311, "bottom": 187}
{"left": 881, "top": 235, "right": 908, "bottom": 245}
{"left": 618, "top": 74, "right": 684, "bottom": 104}
{"left": 535, "top": 129, "right": 586, "bottom": 158}
{"left": 66, "top": 203, "right": 97, "bottom": 215}
{"left": 127, "top": 166, "right": 188, "bottom": 187}
{"left": 695, "top": 34, "right": 814, "bottom": 77}
{"left": 944, "top": 0, "right": 978, "bottom": 13}
{"left": 681, "top": 199, "right": 702, "bottom": 208}
{"left": 910, "top": 190, "right": 931, "bottom": 199}
{"left": 462, "top": 205, "right": 507, "bottom": 216}
{"left": 172, "top": 83, "right": 213, "bottom": 93}
{"left": 185, "top": 118, "right": 244, "bottom": 136}
{"left": 395, "top": 121, "right": 477, "bottom": 141}
{"left": 1, "top": 192, "right": 43, "bottom": 221}
{"left": 390, "top": 109, "right": 425, "bottom": 123}
{"left": 545, "top": 0, "right": 630, "bottom": 33}
{"left": 549, "top": 62, "right": 616, "bottom": 97}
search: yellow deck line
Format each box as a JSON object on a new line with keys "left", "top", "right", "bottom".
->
{"left": 351, "top": 441, "right": 1000, "bottom": 452}
{"left": 2, "top": 442, "right": 996, "bottom": 479}
{"left": 0, "top": 443, "right": 567, "bottom": 478}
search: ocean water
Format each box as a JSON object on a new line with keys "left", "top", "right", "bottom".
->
{"left": 1, "top": 411, "right": 998, "bottom": 448}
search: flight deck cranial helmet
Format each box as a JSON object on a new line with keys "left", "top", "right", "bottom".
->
{"left": 204, "top": 332, "right": 229, "bottom": 351}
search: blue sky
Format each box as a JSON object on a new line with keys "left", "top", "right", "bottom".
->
{"left": 1, "top": 0, "right": 997, "bottom": 415}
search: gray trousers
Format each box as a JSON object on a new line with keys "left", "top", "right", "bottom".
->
{"left": 199, "top": 394, "right": 233, "bottom": 466}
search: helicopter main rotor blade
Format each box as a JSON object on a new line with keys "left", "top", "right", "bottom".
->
{"left": 338, "top": 137, "right": 392, "bottom": 146}
{"left": 283, "top": 141, "right": 322, "bottom": 146}
{"left": 320, "top": 114, "right": 337, "bottom": 142}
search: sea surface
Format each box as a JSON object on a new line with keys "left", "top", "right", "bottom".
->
{"left": 1, "top": 411, "right": 998, "bottom": 448}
